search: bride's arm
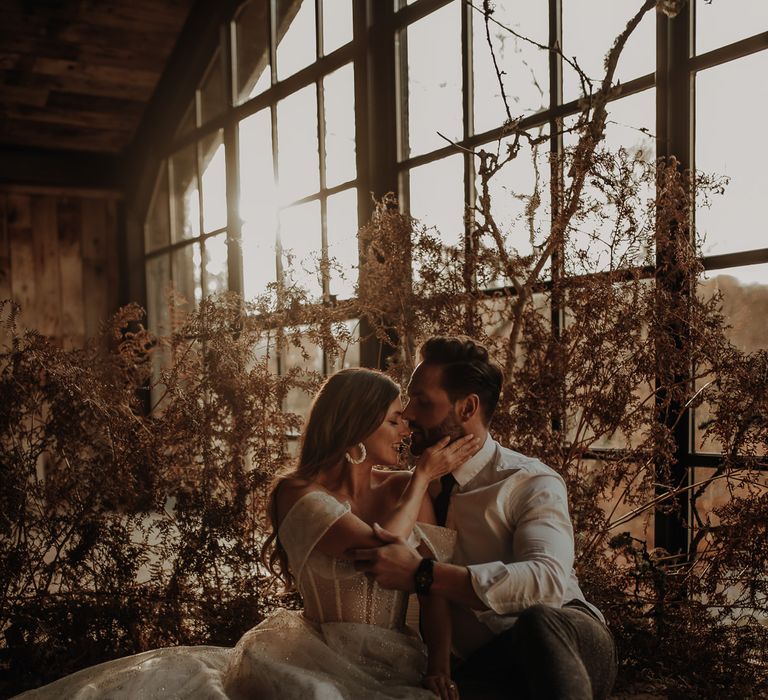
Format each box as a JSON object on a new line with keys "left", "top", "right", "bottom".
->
{"left": 421, "top": 594, "right": 455, "bottom": 699}
{"left": 278, "top": 435, "right": 478, "bottom": 559}
{"left": 417, "top": 497, "right": 457, "bottom": 700}
{"left": 377, "top": 433, "right": 478, "bottom": 538}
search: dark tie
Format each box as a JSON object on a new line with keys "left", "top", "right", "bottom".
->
{"left": 434, "top": 474, "right": 457, "bottom": 526}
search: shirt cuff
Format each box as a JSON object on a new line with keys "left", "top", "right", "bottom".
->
{"left": 467, "top": 561, "right": 510, "bottom": 614}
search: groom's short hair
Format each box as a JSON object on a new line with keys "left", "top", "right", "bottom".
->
{"left": 419, "top": 336, "right": 503, "bottom": 425}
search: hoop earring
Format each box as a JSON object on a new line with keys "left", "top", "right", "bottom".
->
{"left": 345, "top": 443, "right": 367, "bottom": 465}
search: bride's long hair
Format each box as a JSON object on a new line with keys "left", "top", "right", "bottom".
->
{"left": 262, "top": 367, "right": 401, "bottom": 586}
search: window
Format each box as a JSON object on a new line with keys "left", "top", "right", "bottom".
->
{"left": 143, "top": 0, "right": 768, "bottom": 553}
{"left": 391, "top": 0, "right": 768, "bottom": 557}
{"left": 144, "top": 0, "right": 362, "bottom": 422}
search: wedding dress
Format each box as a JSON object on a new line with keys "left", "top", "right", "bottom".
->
{"left": 17, "top": 490, "right": 456, "bottom": 700}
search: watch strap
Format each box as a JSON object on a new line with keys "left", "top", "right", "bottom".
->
{"left": 414, "top": 557, "right": 435, "bottom": 595}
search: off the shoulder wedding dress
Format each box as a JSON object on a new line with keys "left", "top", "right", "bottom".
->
{"left": 17, "top": 490, "right": 455, "bottom": 699}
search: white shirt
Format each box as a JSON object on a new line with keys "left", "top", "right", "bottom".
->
{"left": 446, "top": 434, "right": 604, "bottom": 659}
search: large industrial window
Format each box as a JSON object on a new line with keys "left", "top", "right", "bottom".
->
{"left": 142, "top": 0, "right": 768, "bottom": 552}
{"left": 392, "top": 0, "right": 767, "bottom": 553}
{"left": 144, "top": 0, "right": 362, "bottom": 419}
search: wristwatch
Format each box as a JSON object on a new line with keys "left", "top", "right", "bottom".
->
{"left": 414, "top": 557, "right": 435, "bottom": 595}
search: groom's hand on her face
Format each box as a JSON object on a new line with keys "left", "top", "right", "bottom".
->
{"left": 351, "top": 523, "right": 422, "bottom": 592}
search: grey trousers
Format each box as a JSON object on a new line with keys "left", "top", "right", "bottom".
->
{"left": 453, "top": 601, "right": 618, "bottom": 700}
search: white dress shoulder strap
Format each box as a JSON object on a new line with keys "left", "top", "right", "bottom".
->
{"left": 278, "top": 490, "right": 350, "bottom": 580}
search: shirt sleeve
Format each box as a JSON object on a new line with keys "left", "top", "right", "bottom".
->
{"left": 466, "top": 474, "right": 574, "bottom": 617}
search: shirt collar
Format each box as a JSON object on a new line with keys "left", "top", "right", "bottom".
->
{"left": 452, "top": 433, "right": 495, "bottom": 488}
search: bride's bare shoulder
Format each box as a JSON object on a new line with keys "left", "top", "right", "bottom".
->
{"left": 275, "top": 477, "right": 318, "bottom": 521}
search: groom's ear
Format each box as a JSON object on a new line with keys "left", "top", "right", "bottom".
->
{"left": 458, "top": 394, "right": 480, "bottom": 422}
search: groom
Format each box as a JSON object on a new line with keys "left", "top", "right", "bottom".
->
{"left": 353, "top": 336, "right": 617, "bottom": 699}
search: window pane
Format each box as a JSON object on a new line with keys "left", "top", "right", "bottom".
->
{"left": 235, "top": 0, "right": 271, "bottom": 103}
{"left": 408, "top": 154, "right": 464, "bottom": 287}
{"left": 277, "top": 85, "right": 320, "bottom": 203}
{"left": 279, "top": 199, "right": 322, "bottom": 298}
{"left": 239, "top": 110, "right": 279, "bottom": 301}
{"left": 694, "top": 264, "right": 768, "bottom": 453}
{"left": 172, "top": 243, "right": 202, "bottom": 309}
{"left": 239, "top": 110, "right": 276, "bottom": 224}
{"left": 200, "top": 130, "right": 227, "bottom": 233}
{"left": 323, "top": 63, "right": 356, "bottom": 187}
{"left": 204, "top": 233, "right": 229, "bottom": 296}
{"left": 601, "top": 90, "right": 656, "bottom": 154}
{"left": 691, "top": 468, "right": 768, "bottom": 590}
{"left": 328, "top": 318, "right": 361, "bottom": 371}
{"left": 562, "top": 0, "right": 655, "bottom": 101}
{"left": 326, "top": 187, "right": 358, "bottom": 300}
{"left": 479, "top": 291, "right": 549, "bottom": 338}
{"left": 322, "top": 0, "right": 353, "bottom": 55}
{"left": 472, "top": 1, "right": 548, "bottom": 135}
{"left": 277, "top": 0, "right": 316, "bottom": 81}
{"left": 474, "top": 132, "right": 551, "bottom": 275}
{"left": 408, "top": 153, "right": 465, "bottom": 248}
{"left": 145, "top": 163, "right": 170, "bottom": 253}
{"left": 585, "top": 459, "right": 655, "bottom": 543}
{"left": 696, "top": 54, "right": 768, "bottom": 256}
{"left": 200, "top": 48, "right": 227, "bottom": 124}
{"left": 696, "top": 0, "right": 768, "bottom": 55}
{"left": 564, "top": 89, "right": 656, "bottom": 275}
{"left": 564, "top": 89, "right": 656, "bottom": 152}
{"left": 564, "top": 278, "right": 655, "bottom": 450}
{"left": 284, "top": 329, "right": 324, "bottom": 420}
{"left": 242, "top": 220, "right": 278, "bottom": 301}
{"left": 146, "top": 254, "right": 171, "bottom": 409}
{"left": 146, "top": 254, "right": 170, "bottom": 334}
{"left": 169, "top": 145, "right": 199, "bottom": 242}
{"left": 404, "top": 2, "right": 462, "bottom": 158}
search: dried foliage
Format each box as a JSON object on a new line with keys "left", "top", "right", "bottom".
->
{"left": 0, "top": 292, "right": 352, "bottom": 696}
{"left": 2, "top": 1, "right": 767, "bottom": 698}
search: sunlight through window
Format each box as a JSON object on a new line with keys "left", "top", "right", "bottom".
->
{"left": 279, "top": 200, "right": 322, "bottom": 299}
{"left": 696, "top": 51, "right": 768, "bottom": 256}
{"left": 277, "top": 0, "right": 316, "bottom": 80}
{"left": 403, "top": 2, "right": 462, "bottom": 158}
{"left": 277, "top": 85, "right": 319, "bottom": 204}
{"left": 201, "top": 134, "right": 226, "bottom": 233}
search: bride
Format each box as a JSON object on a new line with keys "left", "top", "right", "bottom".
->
{"left": 17, "top": 368, "right": 479, "bottom": 699}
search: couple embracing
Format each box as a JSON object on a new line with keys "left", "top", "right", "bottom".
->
{"left": 19, "top": 336, "right": 617, "bottom": 700}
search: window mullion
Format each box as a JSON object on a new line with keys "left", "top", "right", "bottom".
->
{"left": 461, "top": 0, "right": 478, "bottom": 330}
{"left": 549, "top": 0, "right": 565, "bottom": 437}
{"left": 654, "top": 2, "right": 694, "bottom": 560}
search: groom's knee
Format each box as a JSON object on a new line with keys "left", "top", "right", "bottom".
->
{"left": 514, "top": 604, "right": 561, "bottom": 641}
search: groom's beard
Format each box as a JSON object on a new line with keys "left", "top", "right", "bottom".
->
{"left": 408, "top": 409, "right": 466, "bottom": 457}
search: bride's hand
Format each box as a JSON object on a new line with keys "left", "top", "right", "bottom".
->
{"left": 423, "top": 673, "right": 459, "bottom": 699}
{"left": 413, "top": 434, "right": 481, "bottom": 482}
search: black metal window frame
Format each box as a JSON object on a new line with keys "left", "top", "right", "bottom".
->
{"left": 391, "top": 0, "right": 768, "bottom": 556}
{"left": 142, "top": 0, "right": 768, "bottom": 552}
{"left": 144, "top": 0, "right": 367, "bottom": 377}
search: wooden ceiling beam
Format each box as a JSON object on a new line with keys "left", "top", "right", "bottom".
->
{"left": 0, "top": 69, "right": 153, "bottom": 102}
{"left": 0, "top": 0, "right": 194, "bottom": 156}
{"left": 4, "top": 105, "right": 141, "bottom": 131}
{"left": 0, "top": 118, "right": 128, "bottom": 152}
{"left": 0, "top": 144, "right": 123, "bottom": 190}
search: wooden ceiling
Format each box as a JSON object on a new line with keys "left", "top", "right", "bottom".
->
{"left": 0, "top": 0, "right": 195, "bottom": 154}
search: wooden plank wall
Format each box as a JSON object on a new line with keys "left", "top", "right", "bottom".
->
{"left": 1, "top": 190, "right": 120, "bottom": 348}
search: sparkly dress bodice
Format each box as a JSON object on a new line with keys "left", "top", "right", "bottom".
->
{"left": 278, "top": 490, "right": 455, "bottom": 631}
